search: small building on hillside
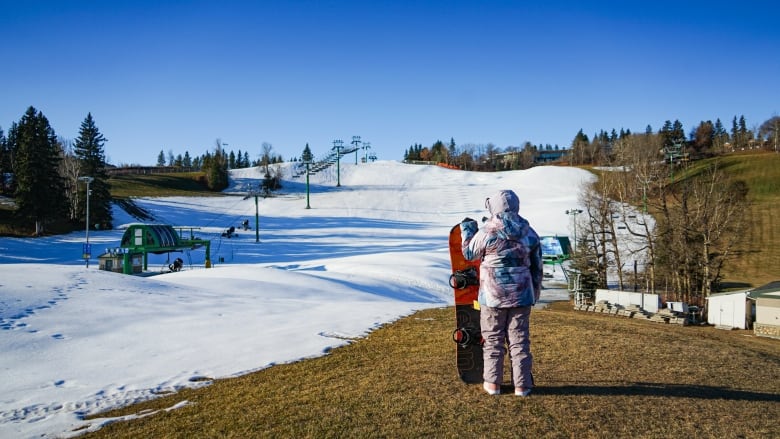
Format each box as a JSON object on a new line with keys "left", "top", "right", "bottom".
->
{"left": 98, "top": 248, "right": 144, "bottom": 274}
{"left": 706, "top": 290, "right": 752, "bottom": 329}
{"left": 749, "top": 281, "right": 780, "bottom": 339}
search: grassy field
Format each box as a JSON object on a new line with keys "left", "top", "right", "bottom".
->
{"left": 109, "top": 172, "right": 215, "bottom": 198}
{"left": 712, "top": 153, "right": 780, "bottom": 286}
{"left": 82, "top": 302, "right": 779, "bottom": 438}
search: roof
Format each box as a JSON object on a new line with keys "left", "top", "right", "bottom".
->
{"left": 706, "top": 290, "right": 749, "bottom": 299}
{"left": 748, "top": 281, "right": 780, "bottom": 298}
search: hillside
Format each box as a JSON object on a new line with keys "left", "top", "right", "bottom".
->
{"left": 110, "top": 153, "right": 780, "bottom": 286}
{"left": 709, "top": 153, "right": 780, "bottom": 285}
{"left": 1, "top": 160, "right": 778, "bottom": 438}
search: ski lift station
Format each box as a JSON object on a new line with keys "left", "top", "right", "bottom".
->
{"left": 97, "top": 223, "right": 211, "bottom": 274}
{"left": 540, "top": 235, "right": 572, "bottom": 279}
{"left": 540, "top": 235, "right": 572, "bottom": 264}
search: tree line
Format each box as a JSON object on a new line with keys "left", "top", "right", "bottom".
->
{"left": 155, "top": 142, "right": 285, "bottom": 171}
{"left": 0, "top": 107, "right": 112, "bottom": 235}
{"left": 403, "top": 114, "right": 780, "bottom": 171}
{"left": 153, "top": 141, "right": 286, "bottom": 193}
{"left": 404, "top": 138, "right": 567, "bottom": 171}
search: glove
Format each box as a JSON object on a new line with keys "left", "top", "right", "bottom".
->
{"left": 461, "top": 217, "right": 478, "bottom": 234}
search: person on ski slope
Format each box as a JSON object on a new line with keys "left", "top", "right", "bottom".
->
{"left": 460, "top": 189, "right": 543, "bottom": 396}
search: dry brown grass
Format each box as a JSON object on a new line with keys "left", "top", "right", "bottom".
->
{"left": 83, "top": 303, "right": 779, "bottom": 439}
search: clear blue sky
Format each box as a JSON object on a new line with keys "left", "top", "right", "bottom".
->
{"left": 1, "top": 0, "right": 778, "bottom": 166}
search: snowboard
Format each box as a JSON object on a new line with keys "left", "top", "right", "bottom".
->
{"left": 448, "top": 223, "right": 483, "bottom": 384}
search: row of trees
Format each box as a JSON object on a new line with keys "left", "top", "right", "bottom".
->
{"left": 155, "top": 143, "right": 285, "bottom": 171}
{"left": 569, "top": 115, "right": 779, "bottom": 166}
{"left": 403, "top": 138, "right": 566, "bottom": 171}
{"left": 0, "top": 107, "right": 112, "bottom": 235}
{"left": 569, "top": 129, "right": 750, "bottom": 305}
{"left": 403, "top": 114, "right": 779, "bottom": 171}
{"left": 152, "top": 142, "right": 286, "bottom": 192}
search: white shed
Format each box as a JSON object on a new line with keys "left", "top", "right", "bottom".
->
{"left": 706, "top": 290, "right": 752, "bottom": 329}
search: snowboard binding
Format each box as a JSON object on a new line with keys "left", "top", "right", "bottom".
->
{"left": 452, "top": 326, "right": 484, "bottom": 348}
{"left": 449, "top": 266, "right": 479, "bottom": 289}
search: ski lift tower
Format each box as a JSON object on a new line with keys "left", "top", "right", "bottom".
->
{"left": 363, "top": 142, "right": 371, "bottom": 163}
{"left": 301, "top": 144, "right": 313, "bottom": 209}
{"left": 332, "top": 139, "right": 344, "bottom": 187}
{"left": 352, "top": 136, "right": 361, "bottom": 164}
{"left": 243, "top": 185, "right": 262, "bottom": 243}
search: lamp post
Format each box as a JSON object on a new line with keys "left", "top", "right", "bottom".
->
{"left": 565, "top": 208, "right": 583, "bottom": 253}
{"left": 332, "top": 139, "right": 343, "bottom": 187}
{"left": 78, "top": 176, "right": 94, "bottom": 267}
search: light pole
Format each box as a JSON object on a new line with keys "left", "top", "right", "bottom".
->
{"left": 332, "top": 139, "right": 344, "bottom": 187}
{"left": 78, "top": 176, "right": 94, "bottom": 267}
{"left": 566, "top": 208, "right": 583, "bottom": 253}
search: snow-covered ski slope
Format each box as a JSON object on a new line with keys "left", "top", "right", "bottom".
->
{"left": 0, "top": 161, "right": 593, "bottom": 438}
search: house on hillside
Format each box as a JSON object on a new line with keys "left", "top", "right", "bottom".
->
{"left": 749, "top": 281, "right": 780, "bottom": 339}
{"left": 706, "top": 290, "right": 752, "bottom": 329}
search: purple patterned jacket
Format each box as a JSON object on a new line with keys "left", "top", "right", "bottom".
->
{"left": 461, "top": 190, "right": 543, "bottom": 308}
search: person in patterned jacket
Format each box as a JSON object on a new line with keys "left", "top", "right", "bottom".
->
{"left": 460, "top": 189, "right": 542, "bottom": 396}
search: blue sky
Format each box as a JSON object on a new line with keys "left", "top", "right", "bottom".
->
{"left": 1, "top": 0, "right": 778, "bottom": 165}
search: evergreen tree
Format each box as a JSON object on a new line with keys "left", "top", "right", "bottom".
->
{"left": 157, "top": 150, "right": 166, "bottom": 166}
{"left": 203, "top": 140, "right": 228, "bottom": 191}
{"left": 731, "top": 116, "right": 740, "bottom": 149}
{"left": 659, "top": 120, "right": 685, "bottom": 148}
{"left": 183, "top": 151, "right": 192, "bottom": 168}
{"left": 713, "top": 119, "right": 728, "bottom": 152}
{"left": 738, "top": 115, "right": 751, "bottom": 146}
{"left": 10, "top": 106, "right": 67, "bottom": 235}
{"left": 570, "top": 129, "right": 590, "bottom": 165}
{"left": 73, "top": 113, "right": 113, "bottom": 229}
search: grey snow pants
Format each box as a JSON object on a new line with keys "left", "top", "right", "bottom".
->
{"left": 480, "top": 305, "right": 534, "bottom": 388}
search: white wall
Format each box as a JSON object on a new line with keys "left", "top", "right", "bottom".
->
{"left": 594, "top": 289, "right": 660, "bottom": 313}
{"left": 707, "top": 292, "right": 749, "bottom": 329}
{"left": 756, "top": 293, "right": 780, "bottom": 326}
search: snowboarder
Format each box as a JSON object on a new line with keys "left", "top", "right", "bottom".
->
{"left": 169, "top": 257, "right": 183, "bottom": 272}
{"left": 461, "top": 189, "right": 543, "bottom": 396}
